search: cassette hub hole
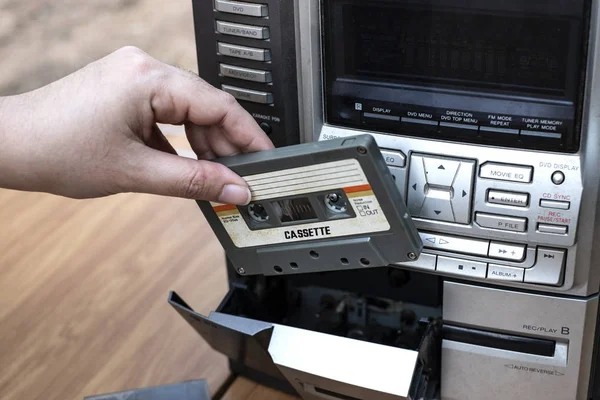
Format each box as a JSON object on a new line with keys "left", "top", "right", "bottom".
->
{"left": 274, "top": 265, "right": 283, "bottom": 273}
{"left": 325, "top": 193, "right": 348, "bottom": 213}
{"left": 248, "top": 203, "right": 269, "bottom": 222}
{"left": 360, "top": 258, "right": 370, "bottom": 266}
{"left": 290, "top": 262, "right": 298, "bottom": 269}
{"left": 310, "top": 251, "right": 319, "bottom": 259}
{"left": 340, "top": 258, "right": 349, "bottom": 265}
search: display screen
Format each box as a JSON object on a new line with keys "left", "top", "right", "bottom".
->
{"left": 323, "top": 0, "right": 588, "bottom": 153}
{"left": 344, "top": 6, "right": 570, "bottom": 94}
{"left": 275, "top": 198, "right": 318, "bottom": 223}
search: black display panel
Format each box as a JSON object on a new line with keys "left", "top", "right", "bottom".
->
{"left": 323, "top": 0, "right": 590, "bottom": 153}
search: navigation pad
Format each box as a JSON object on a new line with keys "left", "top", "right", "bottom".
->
{"left": 407, "top": 154, "right": 476, "bottom": 224}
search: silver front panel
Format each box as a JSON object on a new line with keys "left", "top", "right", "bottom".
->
{"left": 442, "top": 281, "right": 598, "bottom": 400}
{"left": 294, "top": 0, "right": 600, "bottom": 297}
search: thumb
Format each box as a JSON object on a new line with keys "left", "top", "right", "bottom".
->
{"left": 126, "top": 146, "right": 251, "bottom": 204}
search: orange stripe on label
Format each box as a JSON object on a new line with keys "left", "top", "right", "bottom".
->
{"left": 213, "top": 204, "right": 237, "bottom": 213}
{"left": 344, "top": 184, "right": 372, "bottom": 194}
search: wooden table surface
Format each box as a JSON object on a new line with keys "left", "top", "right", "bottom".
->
{"left": 0, "top": 129, "right": 298, "bottom": 400}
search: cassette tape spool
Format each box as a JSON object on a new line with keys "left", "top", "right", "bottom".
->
{"left": 197, "top": 135, "right": 423, "bottom": 276}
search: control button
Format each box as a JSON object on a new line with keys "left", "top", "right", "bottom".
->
{"left": 220, "top": 63, "right": 272, "bottom": 83}
{"left": 215, "top": 0, "right": 269, "bottom": 17}
{"left": 489, "top": 241, "right": 526, "bottom": 261}
{"left": 419, "top": 232, "right": 490, "bottom": 257}
{"left": 221, "top": 85, "right": 273, "bottom": 104}
{"left": 259, "top": 122, "right": 272, "bottom": 135}
{"left": 475, "top": 213, "right": 527, "bottom": 233}
{"left": 451, "top": 160, "right": 476, "bottom": 224}
{"left": 407, "top": 154, "right": 475, "bottom": 224}
{"left": 480, "top": 162, "right": 533, "bottom": 183}
{"left": 538, "top": 224, "right": 568, "bottom": 235}
{"left": 487, "top": 190, "right": 529, "bottom": 208}
{"left": 436, "top": 256, "right": 487, "bottom": 279}
{"left": 389, "top": 166, "right": 407, "bottom": 200}
{"left": 524, "top": 248, "right": 566, "bottom": 286}
{"left": 539, "top": 199, "right": 570, "bottom": 210}
{"left": 397, "top": 253, "right": 436, "bottom": 271}
{"left": 381, "top": 149, "right": 406, "bottom": 168}
{"left": 420, "top": 190, "right": 454, "bottom": 223}
{"left": 407, "top": 156, "right": 427, "bottom": 216}
{"left": 216, "top": 21, "right": 270, "bottom": 39}
{"left": 552, "top": 171, "right": 565, "bottom": 185}
{"left": 218, "top": 42, "right": 271, "bottom": 61}
{"left": 487, "top": 264, "right": 524, "bottom": 282}
{"left": 423, "top": 157, "right": 461, "bottom": 186}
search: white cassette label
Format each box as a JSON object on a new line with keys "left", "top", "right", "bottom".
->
{"left": 210, "top": 159, "right": 391, "bottom": 248}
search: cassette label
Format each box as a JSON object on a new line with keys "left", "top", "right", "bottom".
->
{"left": 210, "top": 159, "right": 390, "bottom": 248}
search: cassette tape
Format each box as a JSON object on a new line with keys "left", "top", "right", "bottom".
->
{"left": 197, "top": 135, "right": 423, "bottom": 276}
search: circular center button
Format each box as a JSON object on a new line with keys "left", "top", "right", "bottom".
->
{"left": 552, "top": 171, "right": 565, "bottom": 185}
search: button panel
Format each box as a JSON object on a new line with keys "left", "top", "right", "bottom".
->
{"left": 216, "top": 21, "right": 270, "bottom": 39}
{"left": 220, "top": 63, "right": 272, "bottom": 83}
{"left": 475, "top": 213, "right": 527, "bottom": 233}
{"left": 215, "top": 0, "right": 269, "bottom": 17}
{"left": 407, "top": 154, "right": 475, "bottom": 224}
{"left": 222, "top": 85, "right": 273, "bottom": 104}
{"left": 218, "top": 42, "right": 271, "bottom": 61}
{"left": 487, "top": 190, "right": 529, "bottom": 208}
{"left": 480, "top": 162, "right": 533, "bottom": 183}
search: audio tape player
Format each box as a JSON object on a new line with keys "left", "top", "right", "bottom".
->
{"left": 169, "top": 1, "right": 600, "bottom": 399}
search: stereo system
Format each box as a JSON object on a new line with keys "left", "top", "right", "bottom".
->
{"left": 178, "top": 1, "right": 600, "bottom": 399}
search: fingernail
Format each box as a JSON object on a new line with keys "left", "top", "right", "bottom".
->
{"left": 219, "top": 184, "right": 251, "bottom": 205}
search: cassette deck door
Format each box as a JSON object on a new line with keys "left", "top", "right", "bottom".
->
{"left": 169, "top": 291, "right": 439, "bottom": 400}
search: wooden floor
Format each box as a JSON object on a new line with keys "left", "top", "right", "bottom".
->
{"left": 0, "top": 130, "right": 297, "bottom": 400}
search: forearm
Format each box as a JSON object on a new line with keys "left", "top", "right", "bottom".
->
{"left": 0, "top": 93, "right": 43, "bottom": 193}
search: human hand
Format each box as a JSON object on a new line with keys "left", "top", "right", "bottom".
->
{"left": 0, "top": 46, "right": 273, "bottom": 204}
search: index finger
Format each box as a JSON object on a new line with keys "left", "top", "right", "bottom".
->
{"left": 149, "top": 64, "right": 274, "bottom": 153}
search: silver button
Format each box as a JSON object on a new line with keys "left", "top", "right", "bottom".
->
{"left": 407, "top": 154, "right": 475, "bottom": 224}
{"left": 407, "top": 156, "right": 427, "bottom": 216}
{"left": 423, "top": 157, "right": 461, "bottom": 186}
{"left": 540, "top": 199, "right": 570, "bottom": 210}
{"left": 216, "top": 21, "right": 270, "bottom": 39}
{"left": 396, "top": 252, "right": 437, "bottom": 271}
{"left": 480, "top": 162, "right": 533, "bottom": 183}
{"left": 451, "top": 160, "right": 476, "bottom": 224}
{"left": 381, "top": 149, "right": 406, "bottom": 168}
{"left": 222, "top": 85, "right": 273, "bottom": 104}
{"left": 487, "top": 264, "right": 524, "bottom": 282}
{"left": 524, "top": 248, "right": 566, "bottom": 286}
{"left": 420, "top": 189, "right": 454, "bottom": 223}
{"left": 220, "top": 64, "right": 272, "bottom": 83}
{"left": 419, "top": 232, "right": 490, "bottom": 257}
{"left": 218, "top": 42, "right": 271, "bottom": 61}
{"left": 538, "top": 224, "right": 568, "bottom": 235}
{"left": 488, "top": 241, "right": 526, "bottom": 261}
{"left": 475, "top": 213, "right": 527, "bottom": 233}
{"left": 215, "top": 0, "right": 269, "bottom": 17}
{"left": 436, "top": 256, "right": 487, "bottom": 279}
{"left": 388, "top": 166, "right": 407, "bottom": 200}
{"left": 551, "top": 171, "right": 566, "bottom": 185}
{"left": 487, "top": 190, "right": 529, "bottom": 208}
